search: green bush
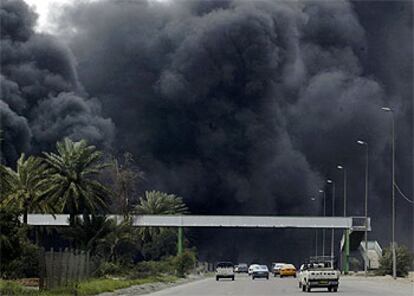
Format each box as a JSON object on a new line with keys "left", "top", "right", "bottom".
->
{"left": 378, "top": 245, "right": 414, "bottom": 277}
{"left": 141, "top": 230, "right": 177, "bottom": 260}
{"left": 0, "top": 280, "right": 32, "bottom": 296}
{"left": 94, "top": 261, "right": 127, "bottom": 277}
{"left": 134, "top": 257, "right": 175, "bottom": 277}
{"left": 173, "top": 250, "right": 196, "bottom": 277}
{"left": 0, "top": 211, "right": 40, "bottom": 279}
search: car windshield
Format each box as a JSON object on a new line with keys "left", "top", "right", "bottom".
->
{"left": 217, "top": 262, "right": 233, "bottom": 268}
{"left": 259, "top": 265, "right": 268, "bottom": 270}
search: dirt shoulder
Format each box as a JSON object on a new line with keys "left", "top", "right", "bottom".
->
{"left": 94, "top": 274, "right": 209, "bottom": 296}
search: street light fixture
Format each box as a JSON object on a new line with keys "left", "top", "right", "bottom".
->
{"left": 381, "top": 106, "right": 397, "bottom": 279}
{"left": 357, "top": 139, "right": 369, "bottom": 276}
{"left": 327, "top": 179, "right": 336, "bottom": 267}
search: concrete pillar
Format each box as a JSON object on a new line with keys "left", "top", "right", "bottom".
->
{"left": 343, "top": 229, "right": 350, "bottom": 274}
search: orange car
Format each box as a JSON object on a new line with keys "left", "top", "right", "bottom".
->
{"left": 279, "top": 264, "right": 297, "bottom": 278}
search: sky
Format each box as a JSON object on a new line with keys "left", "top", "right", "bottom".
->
{"left": 23, "top": 0, "right": 169, "bottom": 33}
{"left": 23, "top": 0, "right": 71, "bottom": 32}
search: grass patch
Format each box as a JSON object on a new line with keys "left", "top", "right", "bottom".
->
{"left": 0, "top": 275, "right": 178, "bottom": 296}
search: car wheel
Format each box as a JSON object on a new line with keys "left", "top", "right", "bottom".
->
{"left": 232, "top": 276, "right": 235, "bottom": 281}
{"left": 280, "top": 275, "right": 283, "bottom": 278}
{"left": 266, "top": 276, "right": 269, "bottom": 280}
{"left": 216, "top": 277, "right": 219, "bottom": 281}
{"left": 294, "top": 274, "right": 297, "bottom": 278}
{"left": 328, "top": 287, "right": 332, "bottom": 292}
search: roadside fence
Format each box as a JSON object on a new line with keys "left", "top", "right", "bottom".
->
{"left": 39, "top": 248, "right": 96, "bottom": 290}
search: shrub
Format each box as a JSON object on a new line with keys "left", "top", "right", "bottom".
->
{"left": 378, "top": 245, "right": 414, "bottom": 277}
{"left": 173, "top": 250, "right": 196, "bottom": 277}
{"left": 0, "top": 211, "right": 40, "bottom": 279}
{"left": 134, "top": 257, "right": 175, "bottom": 277}
{"left": 94, "top": 261, "right": 126, "bottom": 277}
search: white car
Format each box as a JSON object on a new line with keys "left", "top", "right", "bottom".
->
{"left": 215, "top": 262, "right": 235, "bottom": 281}
{"left": 248, "top": 264, "right": 260, "bottom": 276}
{"left": 271, "top": 262, "right": 286, "bottom": 276}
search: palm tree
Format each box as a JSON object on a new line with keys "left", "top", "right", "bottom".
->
{"left": 0, "top": 154, "right": 51, "bottom": 224}
{"left": 61, "top": 214, "right": 115, "bottom": 254}
{"left": 134, "top": 190, "right": 188, "bottom": 241}
{"left": 135, "top": 190, "right": 188, "bottom": 215}
{"left": 95, "top": 218, "right": 139, "bottom": 263}
{"left": 42, "top": 138, "right": 111, "bottom": 225}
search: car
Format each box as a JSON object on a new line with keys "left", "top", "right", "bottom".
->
{"left": 298, "top": 262, "right": 340, "bottom": 292}
{"left": 215, "top": 262, "right": 235, "bottom": 281}
{"left": 237, "top": 263, "right": 248, "bottom": 273}
{"left": 248, "top": 264, "right": 260, "bottom": 276}
{"left": 271, "top": 262, "right": 286, "bottom": 277}
{"left": 252, "top": 265, "right": 269, "bottom": 280}
{"left": 280, "top": 264, "right": 296, "bottom": 278}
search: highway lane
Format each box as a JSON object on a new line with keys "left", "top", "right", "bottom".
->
{"left": 144, "top": 274, "right": 413, "bottom": 296}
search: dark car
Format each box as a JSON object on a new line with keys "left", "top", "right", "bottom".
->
{"left": 252, "top": 265, "right": 269, "bottom": 280}
{"left": 237, "top": 263, "right": 248, "bottom": 273}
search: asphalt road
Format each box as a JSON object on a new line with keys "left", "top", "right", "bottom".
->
{"left": 144, "top": 274, "right": 413, "bottom": 296}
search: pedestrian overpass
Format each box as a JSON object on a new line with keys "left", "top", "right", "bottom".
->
{"left": 25, "top": 214, "right": 370, "bottom": 230}
{"left": 25, "top": 214, "right": 370, "bottom": 274}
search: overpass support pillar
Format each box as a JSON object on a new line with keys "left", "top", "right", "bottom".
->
{"left": 177, "top": 226, "right": 183, "bottom": 255}
{"left": 343, "top": 229, "right": 350, "bottom": 274}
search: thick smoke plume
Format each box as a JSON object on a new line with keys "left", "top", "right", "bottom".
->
{"left": 2, "top": 0, "right": 412, "bottom": 263}
{"left": 0, "top": 0, "right": 114, "bottom": 165}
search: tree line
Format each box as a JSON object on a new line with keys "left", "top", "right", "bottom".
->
{"left": 0, "top": 138, "right": 192, "bottom": 279}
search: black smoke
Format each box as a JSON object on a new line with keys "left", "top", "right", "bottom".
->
{"left": 0, "top": 0, "right": 114, "bottom": 165}
{"left": 2, "top": 0, "right": 413, "bottom": 264}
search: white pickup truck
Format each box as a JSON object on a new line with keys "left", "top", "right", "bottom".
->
{"left": 298, "top": 262, "right": 340, "bottom": 292}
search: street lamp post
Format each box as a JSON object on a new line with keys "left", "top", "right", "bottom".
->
{"left": 327, "top": 179, "right": 336, "bottom": 267}
{"left": 357, "top": 140, "right": 369, "bottom": 276}
{"left": 381, "top": 107, "right": 397, "bottom": 279}
{"left": 311, "top": 197, "right": 318, "bottom": 258}
{"left": 337, "top": 164, "right": 348, "bottom": 274}
{"left": 337, "top": 165, "right": 347, "bottom": 217}
{"left": 319, "top": 189, "right": 326, "bottom": 257}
